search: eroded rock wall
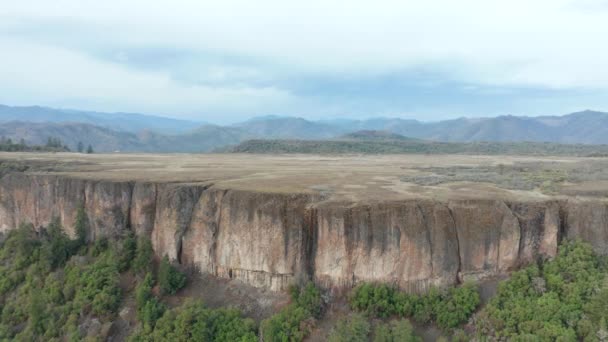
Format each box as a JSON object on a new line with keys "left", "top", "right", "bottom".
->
{"left": 0, "top": 173, "right": 607, "bottom": 292}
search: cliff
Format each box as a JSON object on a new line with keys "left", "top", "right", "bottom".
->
{"left": 1, "top": 153, "right": 608, "bottom": 292}
{"left": 1, "top": 171, "right": 606, "bottom": 292}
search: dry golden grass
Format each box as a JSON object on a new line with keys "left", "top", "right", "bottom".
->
{"left": 1, "top": 152, "right": 606, "bottom": 202}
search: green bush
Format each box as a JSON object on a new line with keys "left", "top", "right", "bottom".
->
{"left": 133, "top": 237, "right": 154, "bottom": 275}
{"left": 118, "top": 231, "right": 137, "bottom": 272}
{"left": 434, "top": 284, "right": 479, "bottom": 329}
{"left": 74, "top": 205, "right": 88, "bottom": 247}
{"left": 41, "top": 217, "right": 75, "bottom": 269}
{"left": 328, "top": 313, "right": 370, "bottom": 342}
{"left": 350, "top": 282, "right": 479, "bottom": 330}
{"left": 261, "top": 282, "right": 323, "bottom": 342}
{"left": 130, "top": 300, "right": 257, "bottom": 342}
{"left": 373, "top": 319, "right": 421, "bottom": 342}
{"left": 478, "top": 240, "right": 608, "bottom": 340}
{"left": 158, "top": 255, "right": 186, "bottom": 295}
{"left": 136, "top": 273, "right": 165, "bottom": 330}
{"left": 261, "top": 305, "right": 311, "bottom": 342}
{"left": 290, "top": 282, "right": 323, "bottom": 318}
{"left": 0, "top": 222, "right": 122, "bottom": 341}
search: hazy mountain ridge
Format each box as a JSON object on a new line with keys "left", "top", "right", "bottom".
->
{"left": 232, "top": 116, "right": 342, "bottom": 139}
{"left": 0, "top": 104, "right": 201, "bottom": 134}
{"left": 2, "top": 104, "right": 608, "bottom": 152}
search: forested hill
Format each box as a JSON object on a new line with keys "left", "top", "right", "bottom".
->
{"left": 225, "top": 137, "right": 608, "bottom": 156}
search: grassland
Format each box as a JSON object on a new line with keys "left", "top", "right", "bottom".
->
{"left": 2, "top": 152, "right": 608, "bottom": 202}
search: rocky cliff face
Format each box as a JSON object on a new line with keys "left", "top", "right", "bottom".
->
{"left": 0, "top": 173, "right": 606, "bottom": 292}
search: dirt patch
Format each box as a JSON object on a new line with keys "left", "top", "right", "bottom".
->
{"left": 164, "top": 272, "right": 290, "bottom": 323}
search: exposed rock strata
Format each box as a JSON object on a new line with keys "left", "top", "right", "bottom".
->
{"left": 0, "top": 173, "right": 607, "bottom": 292}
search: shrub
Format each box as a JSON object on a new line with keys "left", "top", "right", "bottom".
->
{"left": 261, "top": 282, "right": 324, "bottom": 342}
{"left": 261, "top": 305, "right": 310, "bottom": 342}
{"left": 136, "top": 273, "right": 165, "bottom": 330}
{"left": 290, "top": 282, "right": 323, "bottom": 318}
{"left": 478, "top": 240, "right": 608, "bottom": 340}
{"left": 130, "top": 300, "right": 256, "bottom": 342}
{"left": 133, "top": 237, "right": 154, "bottom": 275}
{"left": 74, "top": 205, "right": 88, "bottom": 248}
{"left": 0, "top": 222, "right": 123, "bottom": 341}
{"left": 373, "top": 319, "right": 421, "bottom": 342}
{"left": 350, "top": 282, "right": 479, "bottom": 331}
{"left": 434, "top": 283, "right": 479, "bottom": 330}
{"left": 158, "top": 255, "right": 186, "bottom": 295}
{"left": 42, "top": 217, "right": 74, "bottom": 269}
{"left": 118, "top": 231, "right": 137, "bottom": 272}
{"left": 328, "top": 313, "right": 370, "bottom": 342}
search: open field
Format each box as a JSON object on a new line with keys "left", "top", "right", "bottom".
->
{"left": 2, "top": 152, "right": 608, "bottom": 202}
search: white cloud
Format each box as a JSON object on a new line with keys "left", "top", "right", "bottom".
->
{"left": 1, "top": 0, "right": 608, "bottom": 119}
{"left": 0, "top": 39, "right": 294, "bottom": 119}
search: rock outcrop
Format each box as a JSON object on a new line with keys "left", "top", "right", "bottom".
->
{"left": 1, "top": 172, "right": 607, "bottom": 292}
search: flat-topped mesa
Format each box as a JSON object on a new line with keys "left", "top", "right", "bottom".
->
{"left": 1, "top": 153, "right": 608, "bottom": 292}
{"left": 1, "top": 172, "right": 607, "bottom": 293}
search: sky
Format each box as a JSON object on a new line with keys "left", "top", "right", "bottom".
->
{"left": 1, "top": 0, "right": 608, "bottom": 124}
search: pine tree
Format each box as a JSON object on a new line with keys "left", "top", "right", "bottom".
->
{"left": 158, "top": 255, "right": 186, "bottom": 295}
{"left": 74, "top": 205, "right": 88, "bottom": 247}
{"left": 133, "top": 237, "right": 154, "bottom": 275}
{"left": 77, "top": 141, "right": 84, "bottom": 153}
{"left": 86, "top": 144, "right": 94, "bottom": 154}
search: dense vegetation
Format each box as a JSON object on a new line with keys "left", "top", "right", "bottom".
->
{"left": 350, "top": 282, "right": 480, "bottom": 331}
{"left": 260, "top": 282, "right": 323, "bottom": 341}
{"left": 0, "top": 221, "right": 121, "bottom": 341}
{"left": 476, "top": 240, "right": 608, "bottom": 340}
{"left": 129, "top": 300, "right": 257, "bottom": 342}
{"left": 328, "top": 314, "right": 422, "bottom": 342}
{"left": 0, "top": 136, "right": 70, "bottom": 152}
{"left": 158, "top": 255, "right": 187, "bottom": 295}
{"left": 228, "top": 138, "right": 608, "bottom": 156}
{"left": 0, "top": 216, "right": 328, "bottom": 341}
{"left": 4, "top": 208, "right": 608, "bottom": 341}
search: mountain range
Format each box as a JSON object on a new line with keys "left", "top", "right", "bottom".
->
{"left": 0, "top": 104, "right": 607, "bottom": 152}
{"left": 0, "top": 104, "right": 201, "bottom": 134}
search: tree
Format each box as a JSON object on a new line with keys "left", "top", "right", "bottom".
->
{"left": 291, "top": 282, "right": 323, "bottom": 318}
{"left": 374, "top": 320, "right": 421, "bottom": 342}
{"left": 74, "top": 205, "right": 88, "bottom": 248}
{"left": 328, "top": 313, "right": 370, "bottom": 342}
{"left": 130, "top": 301, "right": 256, "bottom": 342}
{"left": 158, "top": 255, "right": 186, "bottom": 295}
{"left": 133, "top": 237, "right": 154, "bottom": 275}
{"left": 77, "top": 141, "right": 84, "bottom": 153}
{"left": 28, "top": 290, "right": 46, "bottom": 335}
{"left": 42, "top": 217, "right": 73, "bottom": 268}
{"left": 136, "top": 273, "right": 165, "bottom": 330}
{"left": 86, "top": 144, "right": 94, "bottom": 154}
{"left": 118, "top": 231, "right": 137, "bottom": 272}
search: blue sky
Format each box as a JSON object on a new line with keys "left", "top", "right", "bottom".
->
{"left": 1, "top": 0, "right": 608, "bottom": 124}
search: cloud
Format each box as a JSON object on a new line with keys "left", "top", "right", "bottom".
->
{"left": 1, "top": 0, "right": 608, "bottom": 121}
{"left": 0, "top": 39, "right": 294, "bottom": 120}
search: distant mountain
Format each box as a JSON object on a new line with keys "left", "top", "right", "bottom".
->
{"left": 3, "top": 104, "right": 608, "bottom": 152}
{"left": 0, "top": 104, "right": 201, "bottom": 134}
{"left": 232, "top": 117, "right": 343, "bottom": 139}
{"left": 340, "top": 130, "right": 418, "bottom": 141}
{"left": 0, "top": 121, "right": 145, "bottom": 152}
{"left": 137, "top": 125, "right": 251, "bottom": 153}
{"left": 326, "top": 110, "right": 608, "bottom": 144}
{"left": 0, "top": 122, "right": 252, "bottom": 153}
